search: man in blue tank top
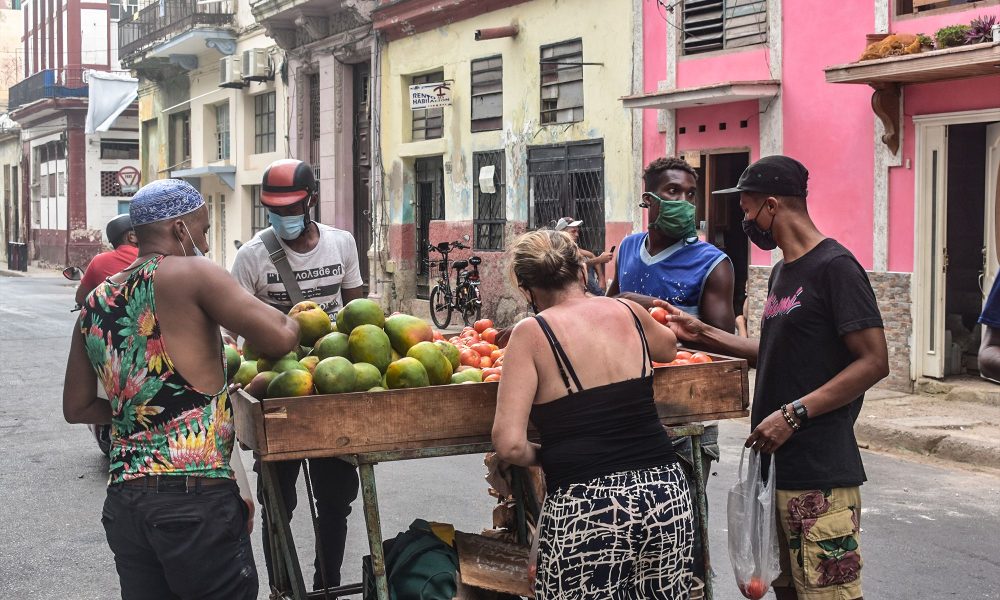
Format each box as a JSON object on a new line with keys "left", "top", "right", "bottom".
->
{"left": 608, "top": 156, "right": 735, "bottom": 583}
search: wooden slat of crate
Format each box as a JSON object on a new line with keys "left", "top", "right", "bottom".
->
{"left": 455, "top": 532, "right": 532, "bottom": 597}
{"left": 233, "top": 355, "right": 749, "bottom": 461}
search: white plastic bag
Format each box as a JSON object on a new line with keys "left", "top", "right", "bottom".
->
{"left": 727, "top": 448, "right": 781, "bottom": 600}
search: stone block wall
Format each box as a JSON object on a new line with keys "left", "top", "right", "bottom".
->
{"left": 746, "top": 266, "right": 913, "bottom": 393}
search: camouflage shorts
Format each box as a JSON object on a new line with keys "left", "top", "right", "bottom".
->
{"left": 773, "top": 487, "right": 863, "bottom": 600}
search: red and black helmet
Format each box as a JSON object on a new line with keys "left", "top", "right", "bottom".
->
{"left": 260, "top": 159, "right": 316, "bottom": 207}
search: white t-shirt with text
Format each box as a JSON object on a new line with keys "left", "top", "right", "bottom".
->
{"left": 230, "top": 223, "right": 364, "bottom": 316}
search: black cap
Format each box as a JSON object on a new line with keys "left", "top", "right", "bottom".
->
{"left": 712, "top": 155, "right": 809, "bottom": 198}
{"left": 105, "top": 213, "right": 133, "bottom": 248}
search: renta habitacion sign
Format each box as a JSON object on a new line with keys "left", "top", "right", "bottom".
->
{"left": 409, "top": 82, "right": 452, "bottom": 110}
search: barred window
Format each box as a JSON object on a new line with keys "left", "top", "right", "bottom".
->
{"left": 254, "top": 92, "right": 277, "bottom": 154}
{"left": 540, "top": 39, "right": 584, "bottom": 125}
{"left": 100, "top": 140, "right": 139, "bottom": 159}
{"left": 682, "top": 0, "right": 767, "bottom": 56}
{"left": 215, "top": 103, "right": 230, "bottom": 160}
{"left": 250, "top": 185, "right": 269, "bottom": 235}
{"left": 473, "top": 150, "right": 505, "bottom": 251}
{"left": 471, "top": 56, "right": 502, "bottom": 132}
{"left": 528, "top": 139, "right": 605, "bottom": 253}
{"left": 100, "top": 171, "right": 135, "bottom": 197}
{"left": 411, "top": 71, "right": 444, "bottom": 141}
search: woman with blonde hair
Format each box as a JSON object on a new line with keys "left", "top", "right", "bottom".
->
{"left": 492, "top": 229, "right": 694, "bottom": 599}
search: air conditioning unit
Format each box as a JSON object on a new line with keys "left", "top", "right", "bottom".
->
{"left": 219, "top": 56, "right": 244, "bottom": 89}
{"left": 242, "top": 49, "right": 272, "bottom": 82}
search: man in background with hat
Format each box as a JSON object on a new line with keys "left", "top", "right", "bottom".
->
{"left": 63, "top": 178, "right": 301, "bottom": 599}
{"left": 229, "top": 158, "right": 364, "bottom": 593}
{"left": 554, "top": 216, "right": 613, "bottom": 294}
{"left": 74, "top": 213, "right": 139, "bottom": 305}
{"left": 664, "top": 155, "right": 889, "bottom": 600}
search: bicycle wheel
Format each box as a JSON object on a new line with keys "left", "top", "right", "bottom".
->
{"left": 457, "top": 283, "right": 482, "bottom": 327}
{"left": 429, "top": 285, "right": 452, "bottom": 329}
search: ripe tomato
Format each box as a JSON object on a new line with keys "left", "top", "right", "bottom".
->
{"left": 432, "top": 329, "right": 444, "bottom": 341}
{"left": 483, "top": 373, "right": 502, "bottom": 383}
{"left": 742, "top": 577, "right": 768, "bottom": 600}
{"left": 671, "top": 358, "right": 690, "bottom": 366}
{"left": 648, "top": 307, "right": 669, "bottom": 325}
{"left": 482, "top": 367, "right": 502, "bottom": 378}
{"left": 459, "top": 348, "right": 481, "bottom": 367}
{"left": 675, "top": 351, "right": 693, "bottom": 360}
{"left": 481, "top": 327, "right": 498, "bottom": 344}
{"left": 462, "top": 331, "right": 481, "bottom": 343}
{"left": 474, "top": 319, "right": 494, "bottom": 334}
{"left": 471, "top": 342, "right": 494, "bottom": 357}
{"left": 448, "top": 336, "right": 463, "bottom": 345}
{"left": 652, "top": 361, "right": 671, "bottom": 368}
{"left": 490, "top": 349, "right": 504, "bottom": 362}
{"left": 690, "top": 352, "right": 713, "bottom": 364}
{"left": 479, "top": 355, "right": 493, "bottom": 368}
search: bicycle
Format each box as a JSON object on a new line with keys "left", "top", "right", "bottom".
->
{"left": 427, "top": 236, "right": 483, "bottom": 329}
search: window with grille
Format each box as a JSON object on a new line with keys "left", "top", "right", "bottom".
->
{"left": 471, "top": 56, "right": 502, "bottom": 132}
{"left": 169, "top": 112, "right": 191, "bottom": 166}
{"left": 540, "top": 39, "right": 584, "bottom": 125}
{"left": 528, "top": 139, "right": 605, "bottom": 253}
{"left": 682, "top": 0, "right": 767, "bottom": 56}
{"left": 254, "top": 92, "right": 277, "bottom": 154}
{"left": 250, "top": 185, "right": 269, "bottom": 235}
{"left": 411, "top": 71, "right": 444, "bottom": 141}
{"left": 100, "top": 140, "right": 139, "bottom": 159}
{"left": 309, "top": 73, "right": 321, "bottom": 164}
{"left": 473, "top": 150, "right": 506, "bottom": 251}
{"left": 215, "top": 103, "right": 230, "bottom": 160}
{"left": 100, "top": 171, "right": 135, "bottom": 197}
{"left": 109, "top": 0, "right": 137, "bottom": 21}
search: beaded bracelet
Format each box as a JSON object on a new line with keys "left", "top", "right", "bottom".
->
{"left": 780, "top": 404, "right": 801, "bottom": 431}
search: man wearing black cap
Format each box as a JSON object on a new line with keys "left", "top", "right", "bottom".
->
{"left": 663, "top": 155, "right": 889, "bottom": 600}
{"left": 230, "top": 158, "right": 364, "bottom": 594}
{"left": 74, "top": 213, "right": 139, "bottom": 305}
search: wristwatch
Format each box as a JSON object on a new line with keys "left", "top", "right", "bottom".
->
{"left": 791, "top": 399, "right": 809, "bottom": 425}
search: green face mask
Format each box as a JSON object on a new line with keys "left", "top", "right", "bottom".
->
{"left": 649, "top": 193, "right": 697, "bottom": 240}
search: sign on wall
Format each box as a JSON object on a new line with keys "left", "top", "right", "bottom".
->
{"left": 117, "top": 166, "right": 141, "bottom": 195}
{"left": 409, "top": 82, "right": 452, "bottom": 110}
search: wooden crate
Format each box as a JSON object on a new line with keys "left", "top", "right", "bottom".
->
{"left": 233, "top": 353, "right": 749, "bottom": 461}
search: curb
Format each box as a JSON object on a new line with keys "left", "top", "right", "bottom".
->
{"left": 855, "top": 420, "right": 1000, "bottom": 469}
{"left": 0, "top": 269, "right": 27, "bottom": 278}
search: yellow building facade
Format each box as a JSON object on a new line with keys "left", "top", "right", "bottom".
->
{"left": 372, "top": 0, "right": 641, "bottom": 324}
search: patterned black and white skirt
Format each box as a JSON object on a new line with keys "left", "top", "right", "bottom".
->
{"left": 535, "top": 463, "right": 694, "bottom": 599}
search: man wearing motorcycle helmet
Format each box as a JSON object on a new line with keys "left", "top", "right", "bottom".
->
{"left": 230, "top": 158, "right": 364, "bottom": 594}
{"left": 74, "top": 213, "right": 139, "bottom": 305}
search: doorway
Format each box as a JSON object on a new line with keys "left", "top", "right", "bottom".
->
{"left": 414, "top": 156, "right": 444, "bottom": 299}
{"left": 693, "top": 151, "right": 751, "bottom": 316}
{"left": 352, "top": 62, "right": 372, "bottom": 293}
{"left": 915, "top": 110, "right": 1000, "bottom": 380}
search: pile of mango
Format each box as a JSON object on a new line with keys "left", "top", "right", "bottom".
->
{"left": 226, "top": 299, "right": 502, "bottom": 399}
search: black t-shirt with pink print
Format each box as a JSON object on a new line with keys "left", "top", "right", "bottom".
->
{"left": 752, "top": 238, "right": 884, "bottom": 490}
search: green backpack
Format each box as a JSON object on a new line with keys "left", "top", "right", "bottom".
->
{"left": 363, "top": 519, "right": 459, "bottom": 600}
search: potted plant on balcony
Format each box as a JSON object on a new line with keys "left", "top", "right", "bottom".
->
{"left": 934, "top": 24, "right": 971, "bottom": 48}
{"left": 964, "top": 14, "right": 997, "bottom": 45}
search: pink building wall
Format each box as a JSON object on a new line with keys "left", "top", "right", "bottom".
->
{"left": 641, "top": 0, "right": 999, "bottom": 273}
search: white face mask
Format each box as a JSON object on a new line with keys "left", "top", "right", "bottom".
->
{"left": 180, "top": 221, "right": 206, "bottom": 257}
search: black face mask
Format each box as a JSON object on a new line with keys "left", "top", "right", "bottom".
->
{"left": 742, "top": 202, "right": 778, "bottom": 251}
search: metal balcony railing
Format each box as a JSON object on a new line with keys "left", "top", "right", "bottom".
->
{"left": 8, "top": 68, "right": 91, "bottom": 112}
{"left": 119, "top": 0, "right": 234, "bottom": 62}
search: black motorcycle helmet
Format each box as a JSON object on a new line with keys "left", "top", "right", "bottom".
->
{"left": 105, "top": 214, "right": 134, "bottom": 248}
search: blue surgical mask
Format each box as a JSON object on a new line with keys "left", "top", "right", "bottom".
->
{"left": 269, "top": 212, "right": 305, "bottom": 240}
{"left": 181, "top": 221, "right": 206, "bottom": 257}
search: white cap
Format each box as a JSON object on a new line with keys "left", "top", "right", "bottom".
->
{"left": 554, "top": 217, "right": 583, "bottom": 231}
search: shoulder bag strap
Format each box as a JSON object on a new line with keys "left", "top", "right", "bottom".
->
{"left": 260, "top": 228, "right": 306, "bottom": 305}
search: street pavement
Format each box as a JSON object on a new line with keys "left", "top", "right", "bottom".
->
{"left": 1, "top": 273, "right": 998, "bottom": 599}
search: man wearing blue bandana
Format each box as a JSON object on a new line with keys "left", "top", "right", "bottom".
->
{"left": 229, "top": 158, "right": 364, "bottom": 594}
{"left": 608, "top": 156, "right": 735, "bottom": 584}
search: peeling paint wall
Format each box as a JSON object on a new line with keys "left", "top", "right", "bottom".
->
{"left": 375, "top": 0, "right": 637, "bottom": 321}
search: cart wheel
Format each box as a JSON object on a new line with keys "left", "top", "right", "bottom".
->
{"left": 429, "top": 285, "right": 452, "bottom": 329}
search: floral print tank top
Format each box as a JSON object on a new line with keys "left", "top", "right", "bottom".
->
{"left": 79, "top": 254, "right": 234, "bottom": 484}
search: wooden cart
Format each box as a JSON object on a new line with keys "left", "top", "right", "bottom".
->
{"left": 232, "top": 353, "right": 749, "bottom": 600}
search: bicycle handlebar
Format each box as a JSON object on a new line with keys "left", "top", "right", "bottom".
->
{"left": 428, "top": 240, "right": 469, "bottom": 253}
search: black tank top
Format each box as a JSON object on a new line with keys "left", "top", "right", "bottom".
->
{"left": 529, "top": 300, "right": 676, "bottom": 493}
